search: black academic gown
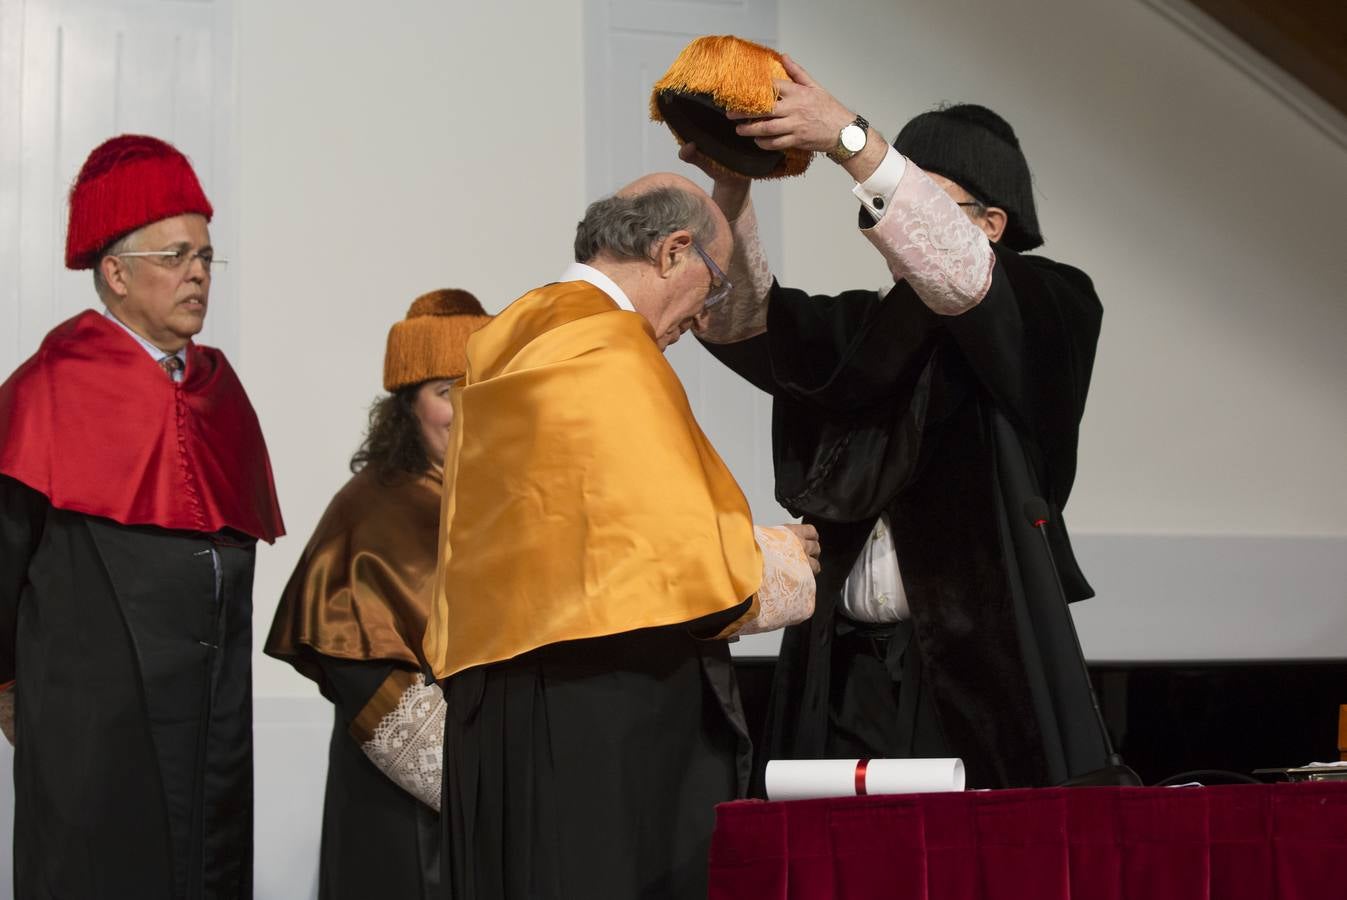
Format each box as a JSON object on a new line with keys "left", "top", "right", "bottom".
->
{"left": 0, "top": 474, "right": 255, "bottom": 898}
{"left": 315, "top": 659, "right": 441, "bottom": 900}
{"left": 264, "top": 468, "right": 445, "bottom": 900}
{"left": 702, "top": 243, "right": 1109, "bottom": 789}
{"left": 441, "top": 605, "right": 752, "bottom": 900}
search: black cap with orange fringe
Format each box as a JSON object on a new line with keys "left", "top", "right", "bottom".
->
{"left": 650, "top": 35, "right": 813, "bottom": 180}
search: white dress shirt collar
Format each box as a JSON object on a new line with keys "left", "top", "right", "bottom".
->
{"left": 558, "top": 262, "right": 636, "bottom": 312}
{"left": 102, "top": 308, "right": 188, "bottom": 372}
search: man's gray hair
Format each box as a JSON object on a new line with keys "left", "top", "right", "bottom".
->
{"left": 574, "top": 186, "right": 718, "bottom": 264}
{"left": 92, "top": 229, "right": 141, "bottom": 302}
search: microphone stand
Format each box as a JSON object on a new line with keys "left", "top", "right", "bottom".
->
{"left": 1025, "top": 498, "right": 1143, "bottom": 787}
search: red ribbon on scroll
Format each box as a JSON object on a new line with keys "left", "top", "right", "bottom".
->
{"left": 854, "top": 758, "right": 870, "bottom": 796}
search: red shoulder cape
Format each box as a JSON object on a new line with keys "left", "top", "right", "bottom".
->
{"left": 0, "top": 310, "right": 284, "bottom": 542}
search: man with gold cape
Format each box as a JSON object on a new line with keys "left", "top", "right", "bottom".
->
{"left": 423, "top": 173, "right": 819, "bottom": 899}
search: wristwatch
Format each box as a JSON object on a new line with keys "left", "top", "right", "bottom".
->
{"left": 827, "top": 115, "right": 870, "bottom": 163}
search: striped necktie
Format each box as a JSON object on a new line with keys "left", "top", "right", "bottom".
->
{"left": 159, "top": 355, "right": 184, "bottom": 380}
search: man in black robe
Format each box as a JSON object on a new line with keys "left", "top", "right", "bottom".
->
{"left": 691, "top": 56, "right": 1120, "bottom": 789}
{"left": 0, "top": 134, "right": 283, "bottom": 897}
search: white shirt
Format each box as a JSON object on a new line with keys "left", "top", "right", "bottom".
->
{"left": 851, "top": 145, "right": 908, "bottom": 224}
{"left": 841, "top": 515, "right": 911, "bottom": 623}
{"left": 102, "top": 308, "right": 187, "bottom": 381}
{"left": 558, "top": 262, "right": 636, "bottom": 312}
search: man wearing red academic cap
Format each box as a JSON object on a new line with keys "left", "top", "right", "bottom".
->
{"left": 0, "top": 135, "right": 283, "bottom": 898}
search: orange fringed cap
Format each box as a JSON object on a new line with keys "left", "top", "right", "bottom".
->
{"left": 383, "top": 289, "right": 492, "bottom": 391}
{"left": 650, "top": 35, "right": 813, "bottom": 180}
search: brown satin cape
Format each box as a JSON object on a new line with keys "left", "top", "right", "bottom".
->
{"left": 266, "top": 466, "right": 442, "bottom": 684}
{"left": 423, "top": 281, "right": 762, "bottom": 679}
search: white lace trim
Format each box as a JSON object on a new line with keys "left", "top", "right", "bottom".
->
{"left": 361, "top": 674, "right": 445, "bottom": 811}
{"left": 738, "top": 525, "right": 816, "bottom": 635}
{"left": 696, "top": 200, "right": 772, "bottom": 344}
{"left": 864, "top": 165, "right": 995, "bottom": 315}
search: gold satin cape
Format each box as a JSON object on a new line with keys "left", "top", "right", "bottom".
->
{"left": 423, "top": 281, "right": 762, "bottom": 679}
{"left": 266, "top": 467, "right": 441, "bottom": 688}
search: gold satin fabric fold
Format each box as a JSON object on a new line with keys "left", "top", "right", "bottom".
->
{"left": 266, "top": 467, "right": 442, "bottom": 683}
{"left": 424, "top": 282, "right": 762, "bottom": 679}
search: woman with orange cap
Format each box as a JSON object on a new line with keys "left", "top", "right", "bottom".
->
{"left": 266, "top": 290, "right": 490, "bottom": 899}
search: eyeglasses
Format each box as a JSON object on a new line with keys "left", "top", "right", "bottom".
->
{"left": 956, "top": 201, "right": 987, "bottom": 214}
{"left": 691, "top": 241, "right": 733, "bottom": 309}
{"left": 116, "top": 245, "right": 228, "bottom": 273}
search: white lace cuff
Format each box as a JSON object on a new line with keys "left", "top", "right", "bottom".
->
{"left": 360, "top": 674, "right": 446, "bottom": 811}
{"left": 738, "top": 525, "right": 816, "bottom": 635}
{"left": 863, "top": 164, "right": 995, "bottom": 315}
{"left": 696, "top": 200, "right": 772, "bottom": 344}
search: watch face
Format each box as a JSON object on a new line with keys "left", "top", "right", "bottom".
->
{"left": 841, "top": 124, "right": 866, "bottom": 153}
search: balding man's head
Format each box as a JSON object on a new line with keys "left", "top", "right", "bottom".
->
{"left": 574, "top": 174, "right": 722, "bottom": 265}
{"left": 616, "top": 171, "right": 704, "bottom": 199}
{"left": 573, "top": 172, "right": 733, "bottom": 351}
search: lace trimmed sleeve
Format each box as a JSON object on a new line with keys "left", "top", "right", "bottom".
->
{"left": 696, "top": 200, "right": 774, "bottom": 344}
{"left": 737, "top": 525, "right": 816, "bottom": 635}
{"left": 863, "top": 163, "right": 996, "bottom": 315}
{"left": 352, "top": 671, "right": 446, "bottom": 811}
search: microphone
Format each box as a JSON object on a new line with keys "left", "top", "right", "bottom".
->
{"left": 1025, "top": 498, "right": 1143, "bottom": 787}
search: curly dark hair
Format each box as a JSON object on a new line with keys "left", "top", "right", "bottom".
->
{"left": 349, "top": 384, "right": 431, "bottom": 483}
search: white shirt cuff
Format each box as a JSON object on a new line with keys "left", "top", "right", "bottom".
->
{"left": 852, "top": 145, "right": 908, "bottom": 224}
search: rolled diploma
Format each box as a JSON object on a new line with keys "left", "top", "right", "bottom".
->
{"left": 765, "top": 758, "right": 965, "bottom": 801}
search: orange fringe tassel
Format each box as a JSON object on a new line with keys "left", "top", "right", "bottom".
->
{"left": 650, "top": 35, "right": 786, "bottom": 119}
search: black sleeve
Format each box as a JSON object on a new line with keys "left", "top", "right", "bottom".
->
{"left": 698, "top": 333, "right": 775, "bottom": 397}
{"left": 313, "top": 656, "right": 396, "bottom": 727}
{"left": 0, "top": 476, "right": 48, "bottom": 684}
{"left": 942, "top": 248, "right": 1102, "bottom": 500}
{"left": 701, "top": 278, "right": 944, "bottom": 414}
{"left": 686, "top": 596, "right": 755, "bottom": 641}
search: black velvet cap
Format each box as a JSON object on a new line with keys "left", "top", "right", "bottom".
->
{"left": 894, "top": 104, "right": 1043, "bottom": 251}
{"left": 654, "top": 91, "right": 790, "bottom": 178}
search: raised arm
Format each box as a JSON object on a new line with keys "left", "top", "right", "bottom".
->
{"left": 728, "top": 54, "right": 994, "bottom": 317}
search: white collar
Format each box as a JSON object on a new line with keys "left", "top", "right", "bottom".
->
{"left": 558, "top": 262, "right": 636, "bottom": 312}
{"left": 102, "top": 308, "right": 187, "bottom": 364}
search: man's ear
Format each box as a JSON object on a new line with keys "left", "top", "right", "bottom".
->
{"left": 100, "top": 255, "right": 132, "bottom": 299}
{"left": 656, "top": 230, "right": 693, "bottom": 277}
{"left": 981, "top": 206, "right": 1008, "bottom": 244}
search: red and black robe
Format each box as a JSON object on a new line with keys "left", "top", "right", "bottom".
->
{"left": 0, "top": 310, "right": 282, "bottom": 898}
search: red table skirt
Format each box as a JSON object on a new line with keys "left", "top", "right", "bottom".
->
{"left": 708, "top": 783, "right": 1347, "bottom": 900}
